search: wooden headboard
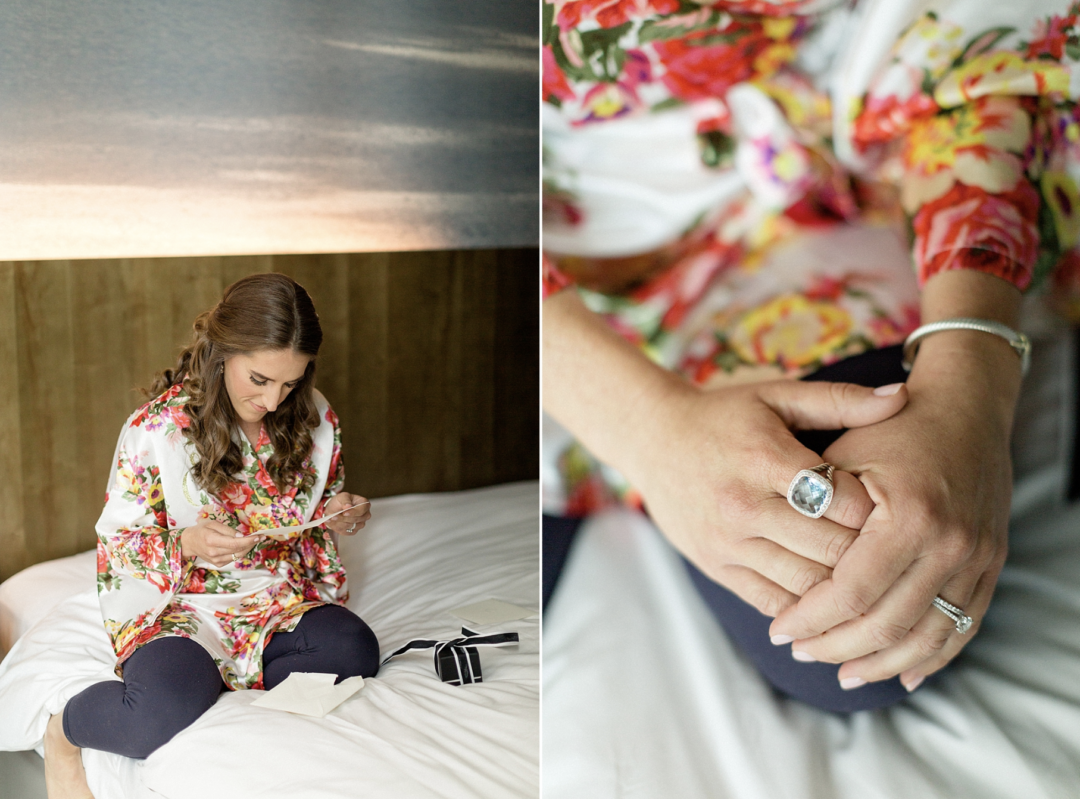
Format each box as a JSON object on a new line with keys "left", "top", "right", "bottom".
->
{"left": 0, "top": 249, "right": 538, "bottom": 581}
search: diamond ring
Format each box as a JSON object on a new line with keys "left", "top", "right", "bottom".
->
{"left": 787, "top": 463, "right": 835, "bottom": 519}
{"left": 931, "top": 596, "right": 973, "bottom": 634}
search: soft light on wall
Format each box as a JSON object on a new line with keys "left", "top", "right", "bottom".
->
{"left": 0, "top": 0, "right": 539, "bottom": 260}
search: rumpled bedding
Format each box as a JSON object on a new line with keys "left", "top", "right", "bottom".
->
{"left": 543, "top": 327, "right": 1080, "bottom": 799}
{"left": 0, "top": 481, "right": 539, "bottom": 799}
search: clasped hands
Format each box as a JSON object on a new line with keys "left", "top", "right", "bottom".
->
{"left": 628, "top": 370, "right": 1013, "bottom": 693}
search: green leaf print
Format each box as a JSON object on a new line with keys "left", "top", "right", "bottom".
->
{"left": 202, "top": 570, "right": 242, "bottom": 594}
{"left": 638, "top": 11, "right": 724, "bottom": 44}
{"left": 952, "top": 26, "right": 1016, "bottom": 67}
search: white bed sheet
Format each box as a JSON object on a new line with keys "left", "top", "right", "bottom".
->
{"left": 543, "top": 318, "right": 1080, "bottom": 799}
{"left": 543, "top": 503, "right": 1080, "bottom": 799}
{"left": 0, "top": 481, "right": 540, "bottom": 799}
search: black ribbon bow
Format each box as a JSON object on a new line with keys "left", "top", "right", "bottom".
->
{"left": 380, "top": 628, "right": 519, "bottom": 685}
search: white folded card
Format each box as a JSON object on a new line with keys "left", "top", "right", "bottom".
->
{"left": 248, "top": 502, "right": 370, "bottom": 541}
{"left": 250, "top": 672, "right": 365, "bottom": 717}
{"left": 449, "top": 599, "right": 537, "bottom": 626}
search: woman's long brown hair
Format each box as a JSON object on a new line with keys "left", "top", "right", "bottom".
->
{"left": 146, "top": 273, "right": 324, "bottom": 499}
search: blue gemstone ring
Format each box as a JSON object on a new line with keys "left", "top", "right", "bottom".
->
{"left": 786, "top": 463, "right": 835, "bottom": 519}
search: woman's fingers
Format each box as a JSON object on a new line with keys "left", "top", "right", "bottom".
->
{"left": 768, "top": 514, "right": 922, "bottom": 641}
{"left": 736, "top": 537, "right": 833, "bottom": 598}
{"left": 333, "top": 496, "right": 371, "bottom": 534}
{"left": 783, "top": 556, "right": 959, "bottom": 663}
{"left": 201, "top": 529, "right": 262, "bottom": 565}
{"left": 204, "top": 520, "right": 237, "bottom": 537}
{"left": 781, "top": 554, "right": 1002, "bottom": 689}
{"left": 819, "top": 470, "right": 875, "bottom": 532}
{"left": 835, "top": 570, "right": 996, "bottom": 690}
{"left": 752, "top": 497, "right": 860, "bottom": 569}
{"left": 757, "top": 379, "right": 908, "bottom": 433}
{"left": 893, "top": 569, "right": 1001, "bottom": 691}
{"left": 714, "top": 564, "right": 800, "bottom": 618}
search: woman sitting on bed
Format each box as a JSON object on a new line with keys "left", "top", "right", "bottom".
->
{"left": 44, "top": 273, "right": 377, "bottom": 799}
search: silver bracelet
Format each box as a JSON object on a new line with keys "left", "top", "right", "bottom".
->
{"left": 902, "top": 317, "right": 1031, "bottom": 376}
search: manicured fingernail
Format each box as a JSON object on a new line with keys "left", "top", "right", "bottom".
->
{"left": 873, "top": 382, "right": 903, "bottom": 396}
{"left": 792, "top": 650, "right": 816, "bottom": 662}
{"left": 840, "top": 677, "right": 866, "bottom": 690}
{"left": 771, "top": 634, "right": 795, "bottom": 645}
{"left": 903, "top": 675, "right": 925, "bottom": 693}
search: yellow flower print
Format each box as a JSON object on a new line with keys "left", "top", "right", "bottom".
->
{"left": 752, "top": 42, "right": 797, "bottom": 76}
{"left": 935, "top": 51, "right": 1070, "bottom": 109}
{"left": 106, "top": 619, "right": 141, "bottom": 655}
{"left": 147, "top": 483, "right": 164, "bottom": 506}
{"left": 728, "top": 294, "right": 853, "bottom": 370}
{"left": 117, "top": 465, "right": 138, "bottom": 495}
{"left": 902, "top": 96, "right": 1030, "bottom": 211}
{"left": 762, "top": 17, "right": 796, "bottom": 42}
{"left": 895, "top": 14, "right": 963, "bottom": 81}
{"left": 757, "top": 73, "right": 832, "bottom": 138}
{"left": 1042, "top": 171, "right": 1080, "bottom": 249}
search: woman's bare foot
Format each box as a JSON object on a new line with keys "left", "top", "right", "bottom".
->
{"left": 43, "top": 713, "right": 94, "bottom": 799}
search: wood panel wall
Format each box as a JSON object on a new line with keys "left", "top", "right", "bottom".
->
{"left": 0, "top": 249, "right": 539, "bottom": 582}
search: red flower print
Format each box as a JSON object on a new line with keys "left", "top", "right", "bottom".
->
{"left": 220, "top": 482, "right": 254, "bottom": 511}
{"left": 564, "top": 474, "right": 612, "bottom": 518}
{"left": 804, "top": 275, "right": 848, "bottom": 302}
{"left": 578, "top": 80, "right": 642, "bottom": 123}
{"left": 165, "top": 405, "right": 191, "bottom": 429}
{"left": 543, "top": 256, "right": 575, "bottom": 298}
{"left": 326, "top": 449, "right": 342, "bottom": 484}
{"left": 712, "top": 0, "right": 812, "bottom": 15}
{"left": 556, "top": 0, "right": 680, "bottom": 31}
{"left": 136, "top": 533, "right": 166, "bottom": 570}
{"left": 653, "top": 26, "right": 770, "bottom": 102}
{"left": 1026, "top": 13, "right": 1077, "bottom": 60}
{"left": 852, "top": 91, "right": 938, "bottom": 151}
{"left": 184, "top": 569, "right": 207, "bottom": 593}
{"left": 913, "top": 181, "right": 1040, "bottom": 289}
{"left": 97, "top": 543, "right": 109, "bottom": 573}
{"left": 255, "top": 468, "right": 278, "bottom": 495}
{"left": 144, "top": 570, "right": 171, "bottom": 594}
{"left": 620, "top": 49, "right": 652, "bottom": 88}
{"left": 544, "top": 46, "right": 575, "bottom": 103}
{"left": 324, "top": 407, "right": 339, "bottom": 427}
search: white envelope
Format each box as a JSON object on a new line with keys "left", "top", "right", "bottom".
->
{"left": 250, "top": 672, "right": 365, "bottom": 717}
{"left": 449, "top": 599, "right": 537, "bottom": 626}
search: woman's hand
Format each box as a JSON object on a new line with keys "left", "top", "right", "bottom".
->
{"left": 180, "top": 519, "right": 263, "bottom": 567}
{"left": 324, "top": 492, "right": 371, "bottom": 536}
{"left": 768, "top": 271, "right": 1022, "bottom": 690}
{"left": 626, "top": 378, "right": 910, "bottom": 617}
{"left": 544, "top": 288, "right": 909, "bottom": 617}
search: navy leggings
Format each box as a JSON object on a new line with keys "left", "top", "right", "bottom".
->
{"left": 544, "top": 346, "right": 920, "bottom": 714}
{"left": 63, "top": 604, "right": 379, "bottom": 758}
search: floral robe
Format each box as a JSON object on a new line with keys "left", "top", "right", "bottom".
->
{"left": 542, "top": 0, "right": 1080, "bottom": 515}
{"left": 96, "top": 383, "right": 347, "bottom": 690}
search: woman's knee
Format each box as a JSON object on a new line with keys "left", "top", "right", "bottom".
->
{"left": 290, "top": 604, "right": 381, "bottom": 679}
{"left": 121, "top": 638, "right": 223, "bottom": 756}
{"left": 64, "top": 637, "right": 223, "bottom": 758}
